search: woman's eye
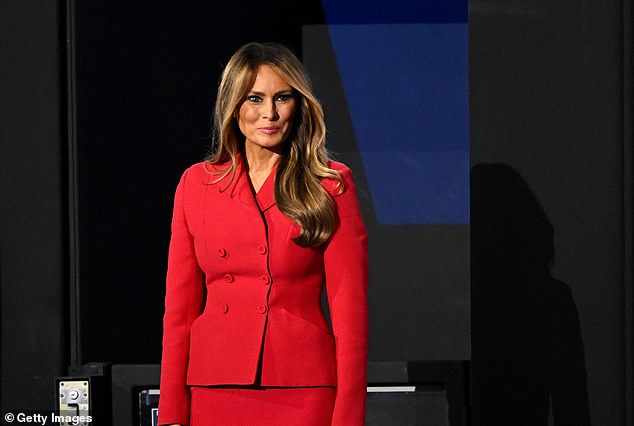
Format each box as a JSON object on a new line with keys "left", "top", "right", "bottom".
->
{"left": 247, "top": 95, "right": 262, "bottom": 103}
{"left": 275, "top": 94, "right": 292, "bottom": 102}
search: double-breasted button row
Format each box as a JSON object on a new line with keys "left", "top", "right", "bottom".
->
{"left": 217, "top": 304, "right": 267, "bottom": 314}
{"left": 223, "top": 274, "right": 271, "bottom": 285}
{"left": 218, "top": 246, "right": 267, "bottom": 257}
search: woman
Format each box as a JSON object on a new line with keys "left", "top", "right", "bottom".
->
{"left": 158, "top": 42, "right": 368, "bottom": 426}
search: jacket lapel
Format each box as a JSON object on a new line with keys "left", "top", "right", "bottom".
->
{"left": 202, "top": 154, "right": 277, "bottom": 212}
{"left": 255, "top": 169, "right": 276, "bottom": 213}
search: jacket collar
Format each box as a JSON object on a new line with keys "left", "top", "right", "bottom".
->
{"left": 255, "top": 167, "right": 276, "bottom": 213}
{"left": 203, "top": 153, "right": 277, "bottom": 212}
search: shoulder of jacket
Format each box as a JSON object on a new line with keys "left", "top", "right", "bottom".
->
{"left": 322, "top": 160, "right": 354, "bottom": 196}
{"left": 180, "top": 161, "right": 231, "bottom": 185}
{"left": 327, "top": 160, "right": 350, "bottom": 174}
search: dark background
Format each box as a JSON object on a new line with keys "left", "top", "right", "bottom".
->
{"left": 1, "top": 0, "right": 632, "bottom": 425}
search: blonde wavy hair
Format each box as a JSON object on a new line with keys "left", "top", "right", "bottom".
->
{"left": 205, "top": 42, "right": 342, "bottom": 247}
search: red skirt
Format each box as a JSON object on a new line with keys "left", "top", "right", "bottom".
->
{"left": 190, "top": 386, "right": 336, "bottom": 426}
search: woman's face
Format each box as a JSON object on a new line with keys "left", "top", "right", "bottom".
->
{"left": 238, "top": 65, "right": 297, "bottom": 154}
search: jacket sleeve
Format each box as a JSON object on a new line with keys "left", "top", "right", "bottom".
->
{"left": 158, "top": 168, "right": 205, "bottom": 425}
{"left": 323, "top": 165, "right": 369, "bottom": 426}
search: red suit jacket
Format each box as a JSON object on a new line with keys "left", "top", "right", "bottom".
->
{"left": 158, "top": 158, "right": 368, "bottom": 425}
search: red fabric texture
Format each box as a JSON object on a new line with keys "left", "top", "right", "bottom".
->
{"left": 158, "top": 158, "right": 368, "bottom": 425}
{"left": 189, "top": 387, "right": 336, "bottom": 426}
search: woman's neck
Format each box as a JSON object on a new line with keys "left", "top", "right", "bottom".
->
{"left": 244, "top": 146, "right": 281, "bottom": 193}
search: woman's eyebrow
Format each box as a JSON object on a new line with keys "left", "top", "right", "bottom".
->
{"left": 248, "top": 89, "right": 293, "bottom": 96}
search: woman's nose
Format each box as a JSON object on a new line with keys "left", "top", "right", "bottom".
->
{"left": 262, "top": 100, "right": 279, "bottom": 120}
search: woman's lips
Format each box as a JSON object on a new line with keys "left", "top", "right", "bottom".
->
{"left": 258, "top": 127, "right": 280, "bottom": 134}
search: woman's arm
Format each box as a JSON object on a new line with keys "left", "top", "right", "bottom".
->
{"left": 323, "top": 165, "right": 369, "bottom": 426}
{"left": 158, "top": 169, "right": 205, "bottom": 425}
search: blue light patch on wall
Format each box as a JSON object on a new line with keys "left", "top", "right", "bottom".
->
{"left": 320, "top": 0, "right": 467, "bottom": 24}
{"left": 327, "top": 24, "right": 469, "bottom": 224}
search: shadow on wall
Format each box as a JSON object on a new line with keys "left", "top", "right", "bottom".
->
{"left": 470, "top": 163, "right": 591, "bottom": 426}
